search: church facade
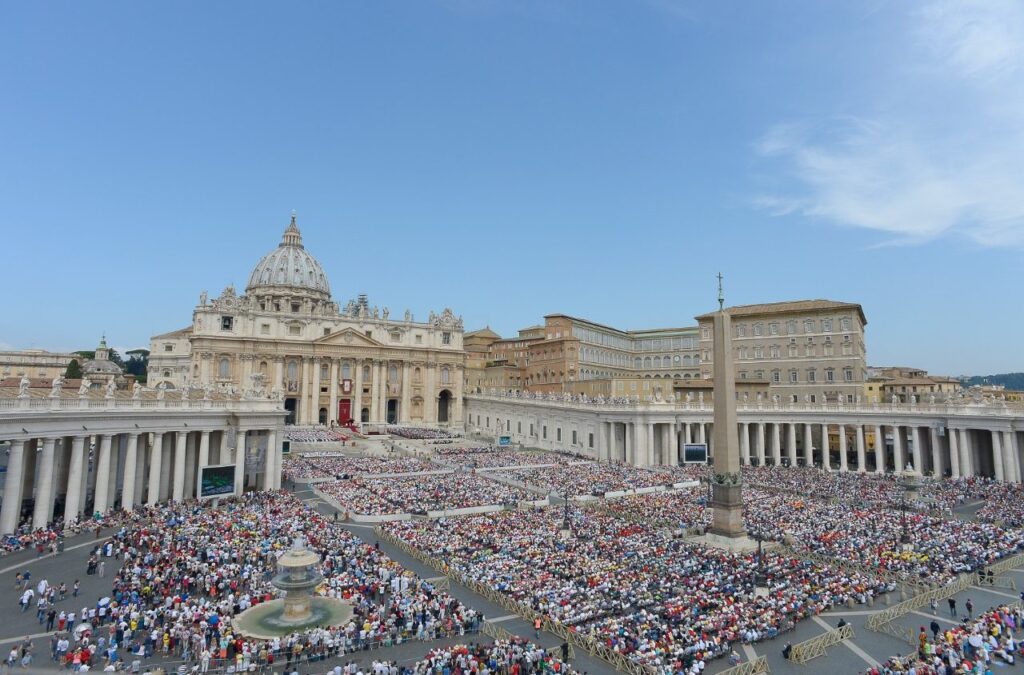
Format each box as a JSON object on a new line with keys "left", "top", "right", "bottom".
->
{"left": 148, "top": 215, "right": 466, "bottom": 427}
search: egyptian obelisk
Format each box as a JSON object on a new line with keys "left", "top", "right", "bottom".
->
{"left": 708, "top": 274, "right": 746, "bottom": 539}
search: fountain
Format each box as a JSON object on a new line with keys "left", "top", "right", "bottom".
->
{"left": 234, "top": 537, "right": 352, "bottom": 639}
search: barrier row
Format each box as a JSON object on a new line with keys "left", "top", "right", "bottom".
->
{"left": 715, "top": 655, "right": 771, "bottom": 675}
{"left": 788, "top": 623, "right": 854, "bottom": 664}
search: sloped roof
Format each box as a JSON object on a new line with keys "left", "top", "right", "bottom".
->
{"left": 695, "top": 299, "right": 867, "bottom": 325}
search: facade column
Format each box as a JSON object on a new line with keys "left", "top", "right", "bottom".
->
{"left": 199, "top": 352, "right": 211, "bottom": 384}
{"left": 172, "top": 431, "right": 187, "bottom": 501}
{"left": 991, "top": 429, "right": 1005, "bottom": 482}
{"left": 32, "top": 438, "right": 57, "bottom": 529}
{"left": 948, "top": 427, "right": 961, "bottom": 478}
{"left": 234, "top": 429, "right": 247, "bottom": 495}
{"left": 300, "top": 358, "right": 311, "bottom": 424}
{"left": 929, "top": 427, "right": 942, "bottom": 478}
{"left": 803, "top": 423, "right": 813, "bottom": 467}
{"left": 92, "top": 435, "right": 113, "bottom": 518}
{"left": 910, "top": 426, "right": 923, "bottom": 473}
{"left": 147, "top": 433, "right": 164, "bottom": 506}
{"left": 369, "top": 361, "right": 381, "bottom": 423}
{"left": 874, "top": 425, "right": 885, "bottom": 473}
{"left": 739, "top": 423, "right": 750, "bottom": 465}
{"left": 64, "top": 437, "right": 85, "bottom": 524}
{"left": 184, "top": 432, "right": 198, "bottom": 499}
{"left": 646, "top": 423, "right": 655, "bottom": 467}
{"left": 121, "top": 433, "right": 139, "bottom": 511}
{"left": 893, "top": 426, "right": 905, "bottom": 472}
{"left": 353, "top": 358, "right": 365, "bottom": 424}
{"left": 273, "top": 357, "right": 284, "bottom": 392}
{"left": 787, "top": 423, "right": 797, "bottom": 466}
{"left": 838, "top": 424, "right": 848, "bottom": 472}
{"left": 310, "top": 358, "right": 322, "bottom": 425}
{"left": 756, "top": 422, "right": 766, "bottom": 466}
{"left": 771, "top": 423, "right": 782, "bottom": 465}
{"left": 328, "top": 358, "right": 339, "bottom": 425}
{"left": 856, "top": 425, "right": 866, "bottom": 472}
{"left": 264, "top": 429, "right": 278, "bottom": 490}
{"left": 196, "top": 430, "right": 211, "bottom": 499}
{"left": 0, "top": 440, "right": 26, "bottom": 534}
{"left": 697, "top": 422, "right": 705, "bottom": 445}
{"left": 683, "top": 423, "right": 692, "bottom": 445}
{"left": 401, "top": 362, "right": 411, "bottom": 424}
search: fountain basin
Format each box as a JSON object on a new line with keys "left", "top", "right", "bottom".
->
{"left": 234, "top": 596, "right": 353, "bottom": 639}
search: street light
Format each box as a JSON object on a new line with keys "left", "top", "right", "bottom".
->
{"left": 560, "top": 490, "right": 573, "bottom": 539}
{"left": 752, "top": 533, "right": 769, "bottom": 597}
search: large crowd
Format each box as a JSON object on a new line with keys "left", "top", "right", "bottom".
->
{"left": 868, "top": 602, "right": 1024, "bottom": 674}
{"left": 433, "top": 446, "right": 579, "bottom": 469}
{"left": 318, "top": 473, "right": 533, "bottom": 514}
{"left": 496, "top": 463, "right": 703, "bottom": 496}
{"left": 286, "top": 428, "right": 352, "bottom": 443}
{"left": 383, "top": 507, "right": 889, "bottom": 673}
{"left": 48, "top": 492, "right": 484, "bottom": 672}
{"left": 283, "top": 455, "right": 439, "bottom": 481}
{"left": 386, "top": 427, "right": 461, "bottom": 440}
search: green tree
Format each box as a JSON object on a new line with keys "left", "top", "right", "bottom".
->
{"left": 64, "top": 359, "right": 83, "bottom": 379}
{"left": 125, "top": 349, "right": 149, "bottom": 383}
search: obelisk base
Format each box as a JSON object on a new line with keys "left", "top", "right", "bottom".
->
{"left": 709, "top": 483, "right": 746, "bottom": 539}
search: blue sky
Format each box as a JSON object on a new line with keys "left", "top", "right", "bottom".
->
{"left": 1, "top": 1, "right": 1021, "bottom": 375}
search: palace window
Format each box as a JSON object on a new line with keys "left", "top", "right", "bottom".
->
{"left": 844, "top": 369, "right": 854, "bottom": 382}
{"left": 754, "top": 347, "right": 763, "bottom": 359}
{"left": 320, "top": 364, "right": 328, "bottom": 379}
{"left": 221, "top": 316, "right": 234, "bottom": 331}
{"left": 772, "top": 370, "right": 781, "bottom": 383}
{"left": 822, "top": 319, "right": 833, "bottom": 332}
{"left": 804, "top": 319, "right": 815, "bottom": 333}
{"left": 557, "top": 428, "right": 562, "bottom": 442}
{"left": 291, "top": 302, "right": 300, "bottom": 313}
{"left": 260, "top": 324, "right": 270, "bottom": 335}
{"left": 287, "top": 361, "right": 298, "bottom": 381}
{"left": 323, "top": 328, "right": 330, "bottom": 336}
{"left": 389, "top": 365, "right": 398, "bottom": 382}
{"left": 737, "top": 325, "right": 746, "bottom": 338}
{"left": 362, "top": 365, "right": 370, "bottom": 380}
{"left": 753, "top": 323, "right": 763, "bottom": 336}
{"left": 390, "top": 331, "right": 401, "bottom": 342}
{"left": 441, "top": 367, "right": 450, "bottom": 384}
{"left": 289, "top": 325, "right": 301, "bottom": 336}
{"left": 769, "top": 322, "right": 779, "bottom": 335}
{"left": 826, "top": 369, "right": 834, "bottom": 382}
{"left": 442, "top": 332, "right": 451, "bottom": 345}
{"left": 164, "top": 344, "right": 173, "bottom": 352}
{"left": 841, "top": 317, "right": 851, "bottom": 331}
{"left": 702, "top": 328, "right": 711, "bottom": 340}
{"left": 218, "top": 358, "right": 230, "bottom": 378}
{"left": 163, "top": 370, "right": 171, "bottom": 377}
{"left": 342, "top": 363, "right": 351, "bottom": 379}
{"left": 786, "top": 320, "right": 797, "bottom": 334}
{"left": 807, "top": 370, "right": 816, "bottom": 383}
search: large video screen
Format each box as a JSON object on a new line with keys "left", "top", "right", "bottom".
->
{"left": 199, "top": 464, "right": 235, "bottom": 498}
{"left": 683, "top": 443, "right": 708, "bottom": 464}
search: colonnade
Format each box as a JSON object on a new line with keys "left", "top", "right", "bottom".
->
{"left": 467, "top": 394, "right": 1024, "bottom": 483}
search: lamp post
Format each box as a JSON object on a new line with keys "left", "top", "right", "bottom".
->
{"left": 752, "top": 532, "right": 768, "bottom": 597}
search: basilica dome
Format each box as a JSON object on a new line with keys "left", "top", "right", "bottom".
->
{"left": 246, "top": 215, "right": 332, "bottom": 299}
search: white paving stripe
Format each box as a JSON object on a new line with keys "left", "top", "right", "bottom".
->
{"left": 0, "top": 539, "right": 102, "bottom": 575}
{"left": 969, "top": 585, "right": 1020, "bottom": 600}
{"left": 811, "top": 616, "right": 880, "bottom": 668}
{"left": 489, "top": 614, "right": 518, "bottom": 623}
{"left": 741, "top": 643, "right": 757, "bottom": 663}
{"left": 910, "top": 609, "right": 958, "bottom": 624}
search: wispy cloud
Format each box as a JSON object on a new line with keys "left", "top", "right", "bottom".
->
{"left": 754, "top": 0, "right": 1024, "bottom": 248}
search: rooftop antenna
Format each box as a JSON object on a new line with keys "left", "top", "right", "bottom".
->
{"left": 717, "top": 272, "right": 724, "bottom": 311}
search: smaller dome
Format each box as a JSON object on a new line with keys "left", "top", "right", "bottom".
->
{"left": 246, "top": 215, "right": 332, "bottom": 298}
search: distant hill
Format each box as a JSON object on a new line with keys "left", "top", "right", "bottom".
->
{"left": 960, "top": 373, "right": 1024, "bottom": 390}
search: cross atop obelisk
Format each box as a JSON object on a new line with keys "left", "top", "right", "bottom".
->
{"left": 717, "top": 272, "right": 724, "bottom": 311}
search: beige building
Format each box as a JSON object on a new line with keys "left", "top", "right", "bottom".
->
{"left": 0, "top": 348, "right": 81, "bottom": 380}
{"left": 148, "top": 215, "right": 466, "bottom": 427}
{"left": 697, "top": 300, "right": 868, "bottom": 404}
{"left": 568, "top": 376, "right": 769, "bottom": 403}
{"left": 865, "top": 366, "right": 962, "bottom": 404}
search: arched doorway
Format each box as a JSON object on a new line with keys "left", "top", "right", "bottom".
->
{"left": 318, "top": 407, "right": 327, "bottom": 425}
{"left": 284, "top": 398, "right": 297, "bottom": 425}
{"left": 386, "top": 399, "right": 398, "bottom": 424}
{"left": 361, "top": 407, "right": 370, "bottom": 423}
{"left": 437, "top": 390, "right": 452, "bottom": 423}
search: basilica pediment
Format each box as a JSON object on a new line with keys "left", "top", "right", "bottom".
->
{"left": 315, "top": 328, "right": 384, "bottom": 347}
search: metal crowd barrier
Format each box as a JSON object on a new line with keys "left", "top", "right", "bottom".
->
{"left": 788, "top": 623, "right": 854, "bottom": 664}
{"left": 716, "top": 655, "right": 771, "bottom": 675}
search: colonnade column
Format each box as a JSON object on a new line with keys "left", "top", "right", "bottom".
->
{"left": 910, "top": 426, "right": 923, "bottom": 473}
{"left": 32, "top": 437, "right": 57, "bottom": 529}
{"left": 756, "top": 422, "right": 766, "bottom": 466}
{"left": 370, "top": 361, "right": 381, "bottom": 423}
{"left": 121, "top": 433, "right": 139, "bottom": 511}
{"left": 785, "top": 423, "right": 796, "bottom": 466}
{"left": 646, "top": 423, "right": 655, "bottom": 467}
{"left": 891, "top": 426, "right": 903, "bottom": 472}
{"left": 803, "top": 423, "right": 813, "bottom": 467}
{"left": 64, "top": 437, "right": 85, "bottom": 524}
{"left": 1001, "top": 430, "right": 1018, "bottom": 483}
{"left": 771, "top": 423, "right": 782, "bottom": 465}
{"left": 856, "top": 425, "right": 866, "bottom": 472}
{"left": 874, "top": 425, "right": 885, "bottom": 473}
{"left": 821, "top": 423, "right": 831, "bottom": 470}
{"left": 929, "top": 427, "right": 942, "bottom": 478}
{"left": 739, "top": 423, "right": 750, "bottom": 465}
{"left": 264, "top": 429, "right": 278, "bottom": 490}
{"left": 959, "top": 429, "right": 973, "bottom": 477}
{"left": 838, "top": 425, "right": 848, "bottom": 472}
{"left": 172, "top": 431, "right": 188, "bottom": 501}
{"left": 991, "top": 430, "right": 1005, "bottom": 482}
{"left": 196, "top": 431, "right": 211, "bottom": 499}
{"left": 328, "top": 359, "right": 339, "bottom": 425}
{"left": 273, "top": 358, "right": 284, "bottom": 392}
{"left": 147, "top": 433, "right": 164, "bottom": 506}
{"left": 0, "top": 440, "right": 25, "bottom": 533}
{"left": 92, "top": 435, "right": 113, "bottom": 518}
{"left": 684, "top": 423, "right": 692, "bottom": 445}
{"left": 948, "top": 427, "right": 961, "bottom": 478}
{"left": 234, "top": 429, "right": 247, "bottom": 495}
